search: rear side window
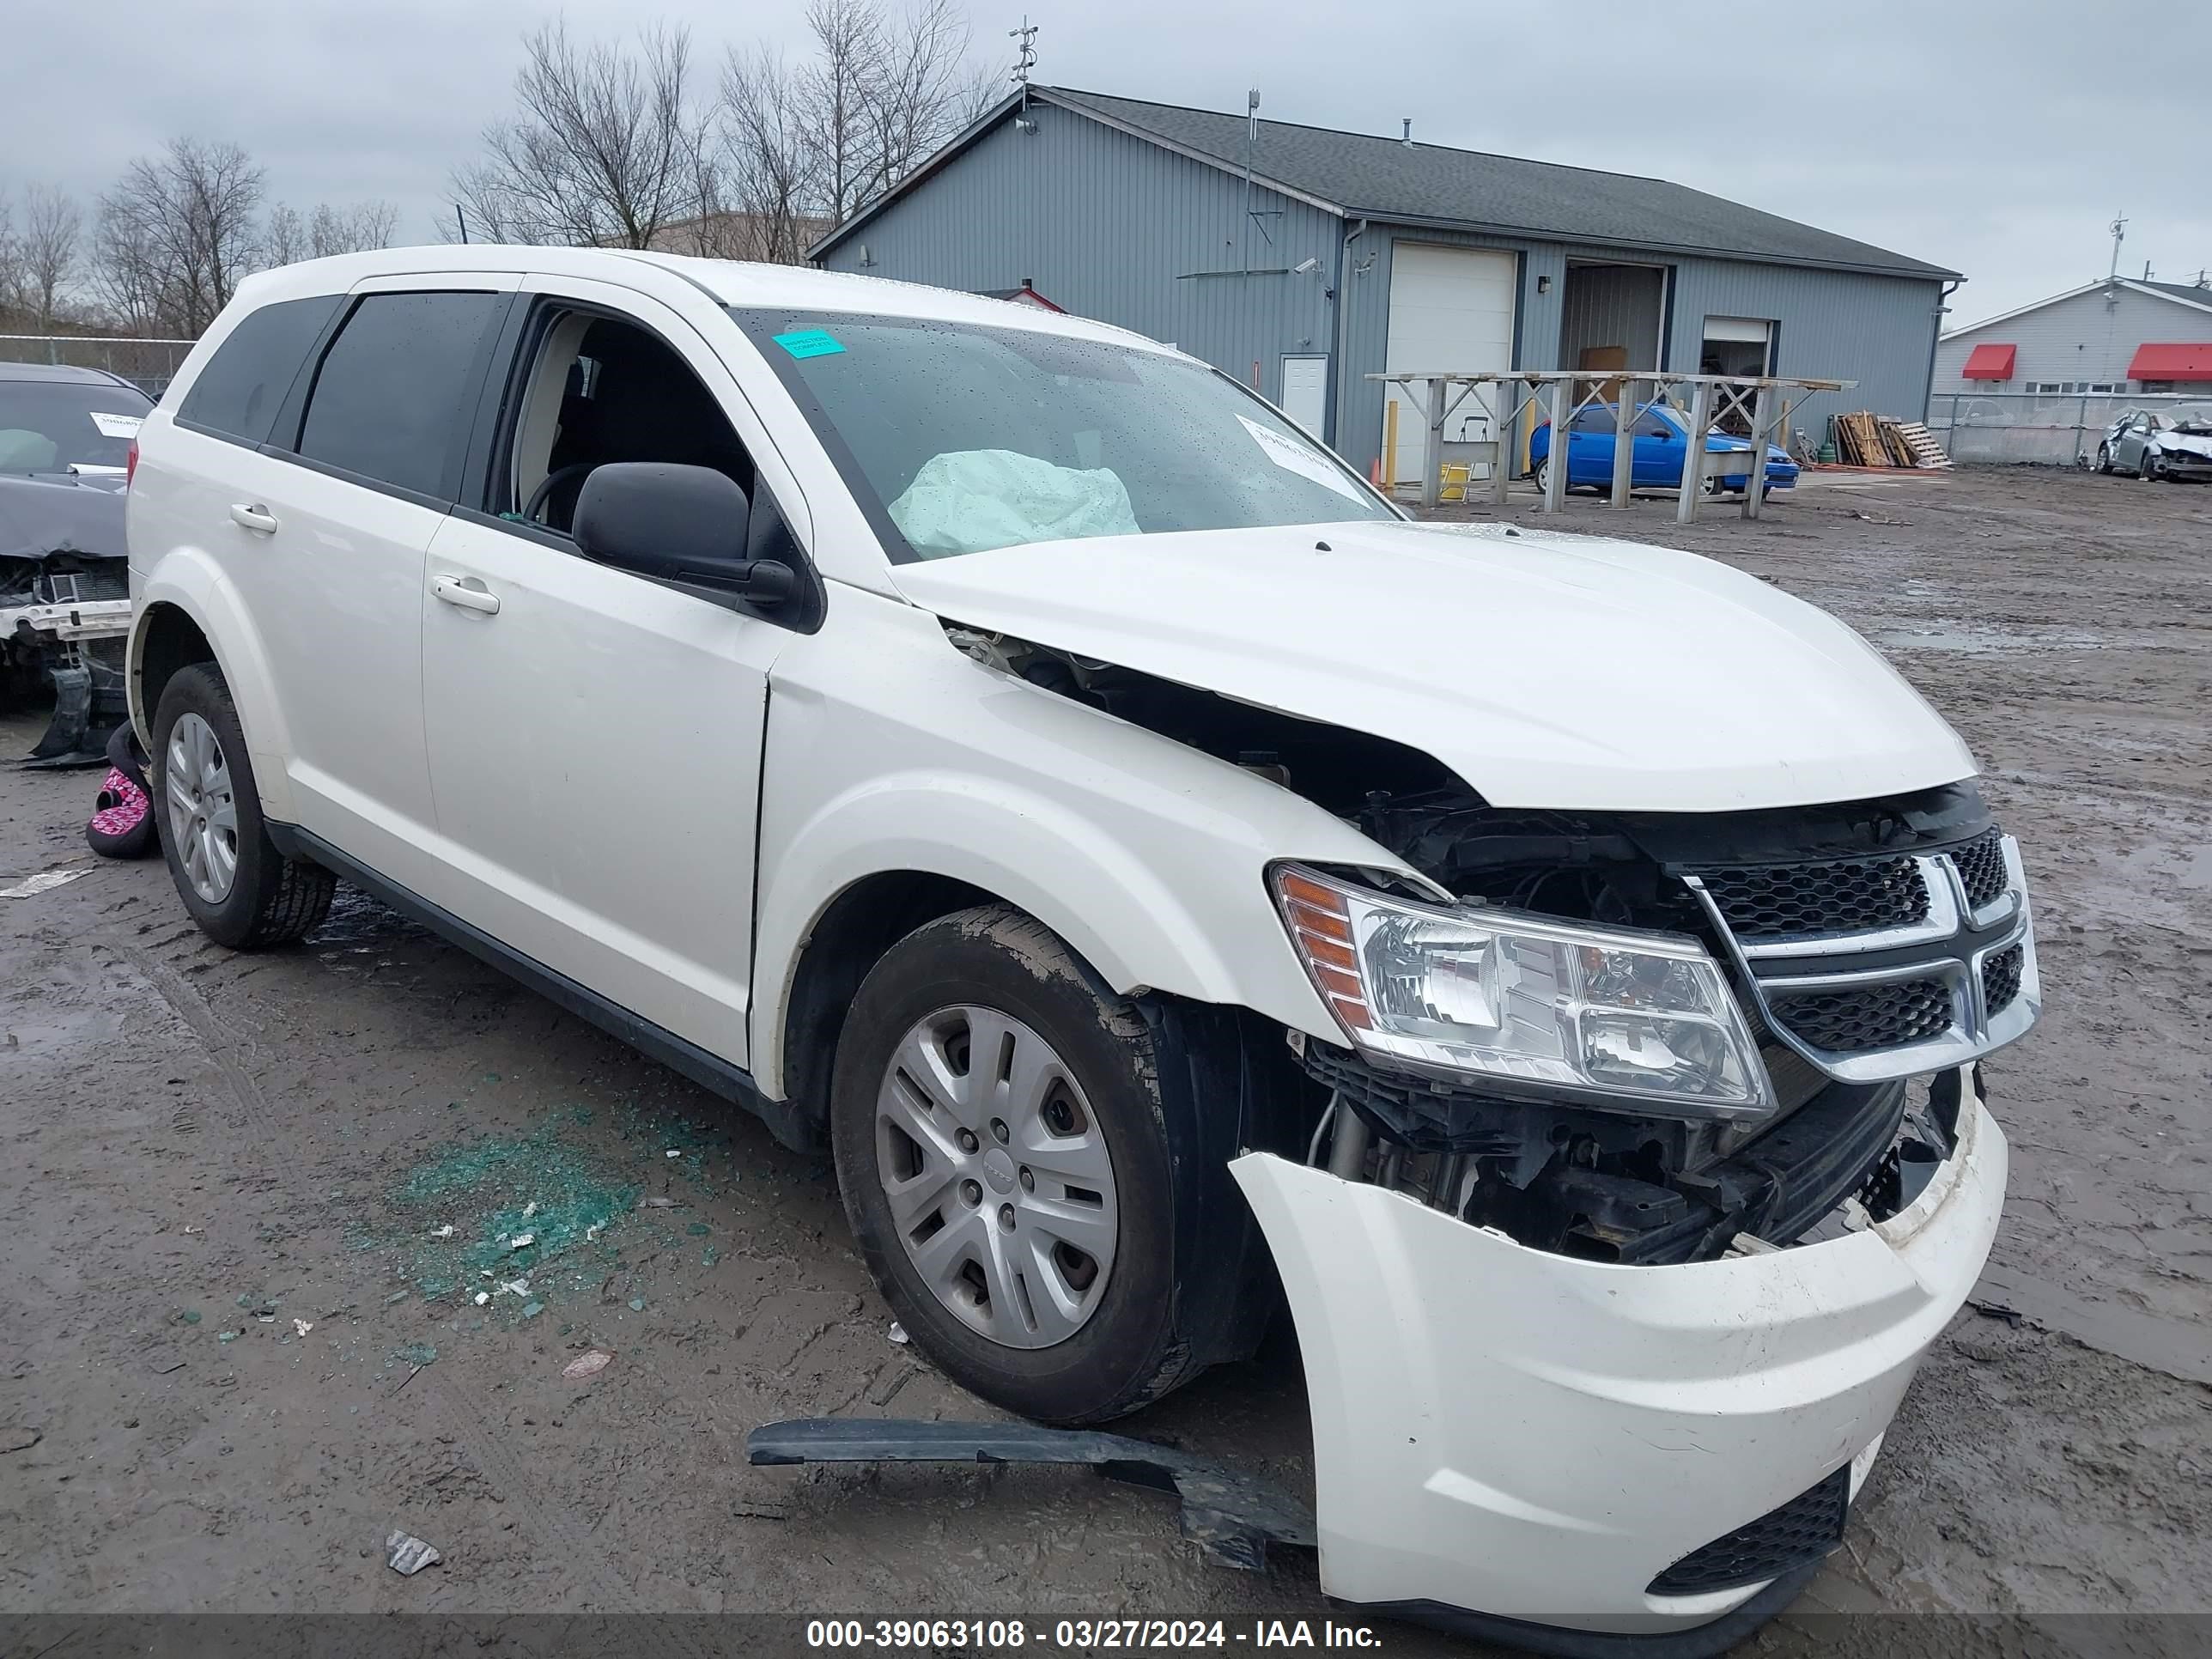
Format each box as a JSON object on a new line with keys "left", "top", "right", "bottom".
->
{"left": 296, "top": 291, "right": 502, "bottom": 499}
{"left": 178, "top": 295, "right": 343, "bottom": 445}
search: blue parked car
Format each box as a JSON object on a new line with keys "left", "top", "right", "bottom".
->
{"left": 1529, "top": 401, "right": 1799, "bottom": 495}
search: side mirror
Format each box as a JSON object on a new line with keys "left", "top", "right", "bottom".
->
{"left": 572, "top": 462, "right": 793, "bottom": 606}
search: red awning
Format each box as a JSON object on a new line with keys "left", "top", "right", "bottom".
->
{"left": 1960, "top": 343, "right": 2015, "bottom": 380}
{"left": 2128, "top": 343, "right": 2212, "bottom": 380}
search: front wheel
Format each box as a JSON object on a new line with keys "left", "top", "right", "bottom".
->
{"left": 830, "top": 905, "right": 1243, "bottom": 1424}
{"left": 2141, "top": 450, "right": 2162, "bottom": 481}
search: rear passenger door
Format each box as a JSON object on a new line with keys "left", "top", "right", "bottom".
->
{"left": 244, "top": 275, "right": 516, "bottom": 881}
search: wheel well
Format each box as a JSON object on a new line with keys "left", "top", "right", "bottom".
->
{"left": 137, "top": 605, "right": 216, "bottom": 728}
{"left": 780, "top": 871, "right": 995, "bottom": 1128}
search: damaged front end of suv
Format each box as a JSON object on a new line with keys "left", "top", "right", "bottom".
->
{"left": 1274, "top": 781, "right": 2034, "bottom": 1267}
{"left": 936, "top": 607, "right": 2033, "bottom": 1650}
{"left": 1248, "top": 788, "right": 2032, "bottom": 1648}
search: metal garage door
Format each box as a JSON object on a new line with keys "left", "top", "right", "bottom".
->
{"left": 1382, "top": 244, "right": 1517, "bottom": 489}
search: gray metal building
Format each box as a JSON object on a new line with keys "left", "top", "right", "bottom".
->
{"left": 810, "top": 87, "right": 1959, "bottom": 477}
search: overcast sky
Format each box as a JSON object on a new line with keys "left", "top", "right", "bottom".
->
{"left": 5, "top": 0, "right": 2204, "bottom": 331}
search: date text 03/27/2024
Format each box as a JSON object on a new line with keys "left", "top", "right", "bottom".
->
{"left": 805, "top": 1619, "right": 1385, "bottom": 1649}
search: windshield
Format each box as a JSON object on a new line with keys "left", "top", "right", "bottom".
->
{"left": 733, "top": 310, "right": 1393, "bottom": 560}
{"left": 0, "top": 379, "right": 152, "bottom": 473}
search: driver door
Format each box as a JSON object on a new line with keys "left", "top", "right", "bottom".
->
{"left": 2115, "top": 414, "right": 2150, "bottom": 471}
{"left": 413, "top": 275, "right": 805, "bottom": 1066}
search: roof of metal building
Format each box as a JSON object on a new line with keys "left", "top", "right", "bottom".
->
{"left": 812, "top": 86, "right": 1959, "bottom": 281}
{"left": 2136, "top": 278, "right": 2212, "bottom": 307}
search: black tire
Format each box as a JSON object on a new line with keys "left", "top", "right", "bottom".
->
{"left": 150, "top": 664, "right": 334, "bottom": 948}
{"left": 830, "top": 904, "right": 1244, "bottom": 1425}
{"left": 2097, "top": 441, "right": 2113, "bottom": 474}
{"left": 2140, "top": 450, "right": 2161, "bottom": 481}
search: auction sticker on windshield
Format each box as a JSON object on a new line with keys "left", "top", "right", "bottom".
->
{"left": 774, "top": 329, "right": 847, "bottom": 360}
{"left": 1237, "top": 415, "right": 1365, "bottom": 505}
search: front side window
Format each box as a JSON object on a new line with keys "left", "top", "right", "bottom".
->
{"left": 176, "top": 295, "right": 342, "bottom": 445}
{"left": 0, "top": 377, "right": 153, "bottom": 473}
{"left": 735, "top": 310, "right": 1392, "bottom": 561}
{"left": 296, "top": 291, "right": 502, "bottom": 498}
{"left": 496, "top": 307, "right": 754, "bottom": 535}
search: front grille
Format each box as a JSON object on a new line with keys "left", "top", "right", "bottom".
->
{"left": 1648, "top": 1465, "right": 1850, "bottom": 1596}
{"left": 1771, "top": 977, "right": 1954, "bottom": 1053}
{"left": 1982, "top": 944, "right": 2025, "bottom": 1014}
{"left": 1693, "top": 854, "right": 1927, "bottom": 939}
{"left": 1951, "top": 829, "right": 2008, "bottom": 909}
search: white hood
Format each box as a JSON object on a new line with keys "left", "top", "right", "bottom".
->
{"left": 889, "top": 519, "right": 1976, "bottom": 813}
{"left": 2153, "top": 431, "right": 2212, "bottom": 459}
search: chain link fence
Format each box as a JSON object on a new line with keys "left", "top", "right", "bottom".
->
{"left": 1925, "top": 391, "right": 2211, "bottom": 468}
{"left": 0, "top": 335, "right": 197, "bottom": 399}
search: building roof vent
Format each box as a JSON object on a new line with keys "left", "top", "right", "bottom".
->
{"left": 1401, "top": 118, "right": 1413, "bottom": 147}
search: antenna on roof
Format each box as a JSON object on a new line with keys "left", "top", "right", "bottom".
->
{"left": 1242, "top": 89, "right": 1260, "bottom": 275}
{"left": 2107, "top": 211, "right": 2126, "bottom": 281}
{"left": 1401, "top": 118, "right": 1413, "bottom": 148}
{"left": 1009, "top": 17, "right": 1038, "bottom": 128}
{"left": 2142, "top": 259, "right": 2154, "bottom": 282}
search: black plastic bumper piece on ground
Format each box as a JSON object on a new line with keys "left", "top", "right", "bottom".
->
{"left": 746, "top": 1418, "right": 1316, "bottom": 1571}
{"left": 1356, "top": 1559, "right": 1824, "bottom": 1659}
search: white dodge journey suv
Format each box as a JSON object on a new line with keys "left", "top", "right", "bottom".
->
{"left": 127, "top": 246, "right": 2037, "bottom": 1651}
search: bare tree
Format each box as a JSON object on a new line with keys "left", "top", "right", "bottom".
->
{"left": 714, "top": 45, "right": 823, "bottom": 264}
{"left": 313, "top": 200, "right": 399, "bottom": 256}
{"left": 261, "top": 201, "right": 309, "bottom": 268}
{"left": 798, "top": 0, "right": 884, "bottom": 227}
{"left": 0, "top": 191, "right": 19, "bottom": 315}
{"left": 22, "top": 185, "right": 86, "bottom": 328}
{"left": 453, "top": 20, "right": 705, "bottom": 247}
{"left": 788, "top": 0, "right": 988, "bottom": 228}
{"left": 94, "top": 138, "right": 265, "bottom": 335}
{"left": 263, "top": 198, "right": 401, "bottom": 268}
{"left": 856, "top": 0, "right": 982, "bottom": 205}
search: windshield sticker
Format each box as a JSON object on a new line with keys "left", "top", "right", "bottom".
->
{"left": 773, "top": 329, "right": 846, "bottom": 361}
{"left": 1237, "top": 415, "right": 1366, "bottom": 504}
{"left": 89, "top": 411, "right": 144, "bottom": 440}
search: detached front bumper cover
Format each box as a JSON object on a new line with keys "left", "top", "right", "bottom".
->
{"left": 1231, "top": 1067, "right": 2006, "bottom": 1651}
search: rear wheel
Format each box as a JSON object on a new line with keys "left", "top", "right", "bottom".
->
{"left": 2097, "top": 441, "right": 2113, "bottom": 473}
{"left": 830, "top": 904, "right": 1238, "bottom": 1424}
{"left": 151, "top": 665, "right": 334, "bottom": 948}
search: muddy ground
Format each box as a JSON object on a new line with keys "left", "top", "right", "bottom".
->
{"left": 1, "top": 465, "right": 2207, "bottom": 1655}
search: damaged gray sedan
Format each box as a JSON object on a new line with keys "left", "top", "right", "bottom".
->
{"left": 2097, "top": 403, "right": 2212, "bottom": 481}
{"left": 0, "top": 362, "right": 146, "bottom": 762}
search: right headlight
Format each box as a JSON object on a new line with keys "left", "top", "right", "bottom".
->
{"left": 1273, "top": 864, "right": 1775, "bottom": 1121}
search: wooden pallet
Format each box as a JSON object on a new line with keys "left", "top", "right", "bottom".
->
{"left": 1892, "top": 421, "right": 1954, "bottom": 468}
{"left": 1831, "top": 411, "right": 1953, "bottom": 469}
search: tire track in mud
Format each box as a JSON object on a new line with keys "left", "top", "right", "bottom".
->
{"left": 100, "top": 927, "right": 701, "bottom": 1654}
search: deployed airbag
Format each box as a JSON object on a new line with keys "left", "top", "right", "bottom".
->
{"left": 889, "top": 447, "right": 1139, "bottom": 557}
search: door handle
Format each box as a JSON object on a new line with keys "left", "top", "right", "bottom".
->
{"left": 229, "top": 502, "right": 278, "bottom": 533}
{"left": 432, "top": 574, "right": 501, "bottom": 615}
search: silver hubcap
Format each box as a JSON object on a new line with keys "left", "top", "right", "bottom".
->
{"left": 875, "top": 1006, "right": 1118, "bottom": 1349}
{"left": 164, "top": 712, "right": 238, "bottom": 904}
